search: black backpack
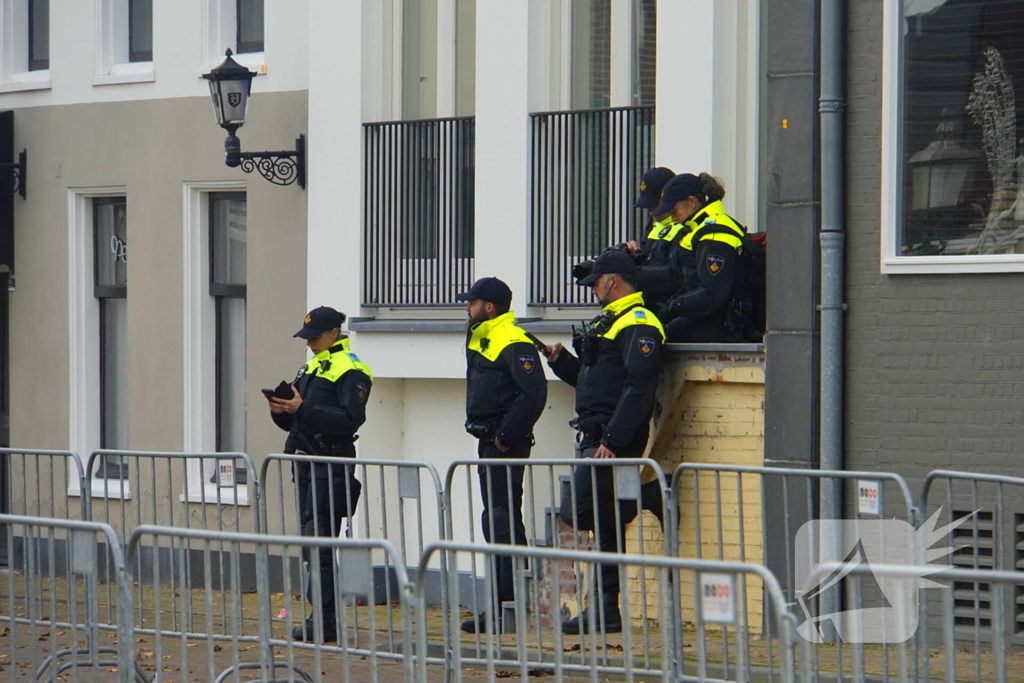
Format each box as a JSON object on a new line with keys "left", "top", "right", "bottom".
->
{"left": 689, "top": 222, "right": 767, "bottom": 343}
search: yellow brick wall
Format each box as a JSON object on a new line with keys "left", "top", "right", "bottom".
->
{"left": 625, "top": 359, "right": 765, "bottom": 632}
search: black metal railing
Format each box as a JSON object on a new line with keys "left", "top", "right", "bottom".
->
{"left": 363, "top": 117, "right": 475, "bottom": 307}
{"left": 529, "top": 106, "right": 654, "bottom": 306}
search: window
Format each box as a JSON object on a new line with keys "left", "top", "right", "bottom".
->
{"left": 28, "top": 0, "right": 48, "bottom": 72}
{"left": 210, "top": 194, "right": 247, "bottom": 483}
{"left": 236, "top": 0, "right": 264, "bottom": 54}
{"left": 570, "top": 0, "right": 611, "bottom": 109}
{"left": 402, "top": 0, "right": 438, "bottom": 119}
{"left": 632, "top": 0, "right": 656, "bottom": 106}
{"left": 884, "top": 0, "right": 1024, "bottom": 271}
{"left": 129, "top": 0, "right": 153, "bottom": 63}
{"left": 94, "top": 198, "right": 128, "bottom": 479}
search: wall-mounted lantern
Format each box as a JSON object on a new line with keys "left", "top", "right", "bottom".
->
{"left": 203, "top": 50, "right": 306, "bottom": 189}
{"left": 0, "top": 149, "right": 26, "bottom": 199}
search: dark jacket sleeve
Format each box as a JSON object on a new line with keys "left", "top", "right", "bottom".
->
{"left": 495, "top": 341, "right": 548, "bottom": 446}
{"left": 296, "top": 370, "right": 372, "bottom": 437}
{"left": 271, "top": 410, "right": 292, "bottom": 432}
{"left": 547, "top": 346, "right": 581, "bottom": 387}
{"left": 662, "top": 240, "right": 739, "bottom": 321}
{"left": 602, "top": 324, "right": 662, "bottom": 454}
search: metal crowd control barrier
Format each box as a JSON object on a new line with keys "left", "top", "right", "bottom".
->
{"left": 416, "top": 541, "right": 806, "bottom": 683}
{"left": 917, "top": 470, "right": 1024, "bottom": 683}
{"left": 801, "top": 562, "right": 1024, "bottom": 683}
{"left": 0, "top": 513, "right": 143, "bottom": 683}
{"left": 83, "top": 450, "right": 263, "bottom": 653}
{"left": 0, "top": 448, "right": 87, "bottom": 520}
{"left": 259, "top": 453, "right": 449, "bottom": 663}
{"left": 670, "top": 464, "right": 921, "bottom": 682}
{"left": 444, "top": 458, "right": 672, "bottom": 638}
{"left": 126, "top": 525, "right": 415, "bottom": 683}
{"left": 670, "top": 464, "right": 919, "bottom": 595}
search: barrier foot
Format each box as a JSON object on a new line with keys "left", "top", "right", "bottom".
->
{"left": 214, "top": 660, "right": 315, "bottom": 683}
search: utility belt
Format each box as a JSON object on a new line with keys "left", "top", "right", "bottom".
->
{"left": 294, "top": 430, "right": 357, "bottom": 457}
{"left": 569, "top": 416, "right": 607, "bottom": 444}
{"left": 465, "top": 421, "right": 498, "bottom": 440}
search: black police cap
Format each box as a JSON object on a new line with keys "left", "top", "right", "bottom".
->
{"left": 294, "top": 306, "right": 346, "bottom": 340}
{"left": 635, "top": 167, "right": 675, "bottom": 210}
{"left": 455, "top": 277, "right": 513, "bottom": 308}
{"left": 577, "top": 251, "right": 637, "bottom": 286}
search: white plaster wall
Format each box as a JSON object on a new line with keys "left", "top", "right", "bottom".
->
{"left": 0, "top": 0, "right": 308, "bottom": 109}
{"left": 357, "top": 377, "right": 577, "bottom": 567}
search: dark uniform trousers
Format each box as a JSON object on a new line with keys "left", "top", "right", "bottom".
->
{"left": 297, "top": 460, "right": 361, "bottom": 621}
{"left": 564, "top": 444, "right": 645, "bottom": 596}
{"left": 477, "top": 439, "right": 531, "bottom": 602}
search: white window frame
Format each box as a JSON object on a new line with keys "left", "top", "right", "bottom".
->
{"left": 68, "top": 187, "right": 132, "bottom": 500}
{"left": 200, "top": 0, "right": 265, "bottom": 76}
{"left": 880, "top": 1, "right": 1024, "bottom": 274}
{"left": 92, "top": 0, "right": 155, "bottom": 86}
{"left": 182, "top": 180, "right": 250, "bottom": 506}
{"left": 0, "top": 0, "right": 51, "bottom": 93}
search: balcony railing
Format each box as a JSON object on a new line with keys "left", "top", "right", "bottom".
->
{"left": 529, "top": 105, "right": 654, "bottom": 306}
{"left": 363, "top": 117, "right": 475, "bottom": 307}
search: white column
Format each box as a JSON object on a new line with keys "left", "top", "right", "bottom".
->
{"left": 307, "top": 1, "right": 362, "bottom": 316}
{"left": 474, "top": 1, "right": 531, "bottom": 311}
{"left": 655, "top": 0, "right": 715, "bottom": 172}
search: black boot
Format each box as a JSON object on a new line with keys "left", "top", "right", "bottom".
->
{"left": 291, "top": 616, "right": 337, "bottom": 642}
{"left": 561, "top": 593, "right": 622, "bottom": 634}
{"left": 461, "top": 610, "right": 503, "bottom": 634}
{"left": 641, "top": 481, "right": 679, "bottom": 533}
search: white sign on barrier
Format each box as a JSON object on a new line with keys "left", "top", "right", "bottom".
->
{"left": 218, "top": 460, "right": 236, "bottom": 487}
{"left": 857, "top": 480, "right": 880, "bottom": 515}
{"left": 700, "top": 572, "right": 736, "bottom": 624}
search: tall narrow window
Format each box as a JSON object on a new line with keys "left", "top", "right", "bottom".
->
{"left": 570, "top": 0, "right": 612, "bottom": 109}
{"left": 632, "top": 0, "right": 656, "bottom": 106}
{"left": 129, "top": 0, "right": 154, "bottom": 63}
{"left": 28, "top": 0, "right": 50, "bottom": 72}
{"left": 455, "top": 0, "right": 476, "bottom": 117}
{"left": 94, "top": 198, "right": 128, "bottom": 479}
{"left": 236, "top": 0, "right": 265, "bottom": 54}
{"left": 402, "top": 0, "right": 439, "bottom": 119}
{"left": 210, "top": 194, "right": 247, "bottom": 481}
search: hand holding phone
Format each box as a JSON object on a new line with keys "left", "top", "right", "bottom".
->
{"left": 524, "top": 332, "right": 551, "bottom": 357}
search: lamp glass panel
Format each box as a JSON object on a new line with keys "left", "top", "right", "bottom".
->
{"left": 218, "top": 79, "right": 252, "bottom": 126}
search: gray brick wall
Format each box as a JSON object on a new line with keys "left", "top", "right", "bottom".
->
{"left": 844, "top": 0, "right": 1024, "bottom": 485}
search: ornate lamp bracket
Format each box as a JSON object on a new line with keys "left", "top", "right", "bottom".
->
{"left": 0, "top": 150, "right": 26, "bottom": 199}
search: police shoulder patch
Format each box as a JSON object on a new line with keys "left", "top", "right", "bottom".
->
{"left": 707, "top": 254, "right": 726, "bottom": 275}
{"left": 634, "top": 309, "right": 647, "bottom": 320}
{"left": 356, "top": 382, "right": 369, "bottom": 403}
{"left": 347, "top": 352, "right": 361, "bottom": 363}
{"left": 295, "top": 365, "right": 307, "bottom": 381}
{"left": 518, "top": 355, "right": 536, "bottom": 373}
{"left": 638, "top": 337, "right": 656, "bottom": 357}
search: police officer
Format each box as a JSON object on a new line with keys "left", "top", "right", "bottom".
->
{"left": 456, "top": 277, "right": 547, "bottom": 634}
{"left": 545, "top": 252, "right": 666, "bottom": 634}
{"left": 268, "top": 306, "right": 372, "bottom": 643}
{"left": 656, "top": 173, "right": 750, "bottom": 342}
{"left": 628, "top": 167, "right": 692, "bottom": 311}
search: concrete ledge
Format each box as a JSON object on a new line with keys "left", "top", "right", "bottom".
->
{"left": 349, "top": 318, "right": 466, "bottom": 333}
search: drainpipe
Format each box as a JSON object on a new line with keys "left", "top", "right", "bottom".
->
{"left": 819, "top": 0, "right": 846, "bottom": 638}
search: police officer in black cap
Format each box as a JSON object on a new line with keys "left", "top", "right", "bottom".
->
{"left": 268, "top": 306, "right": 373, "bottom": 643}
{"left": 545, "top": 252, "right": 667, "bottom": 634}
{"left": 625, "top": 166, "right": 691, "bottom": 311}
{"left": 456, "top": 277, "right": 547, "bottom": 634}
{"left": 655, "top": 173, "right": 751, "bottom": 342}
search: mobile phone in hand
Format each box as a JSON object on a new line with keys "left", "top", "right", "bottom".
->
{"left": 525, "top": 332, "right": 551, "bottom": 357}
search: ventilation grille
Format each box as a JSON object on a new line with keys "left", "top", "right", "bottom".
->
{"left": 951, "top": 510, "right": 994, "bottom": 631}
